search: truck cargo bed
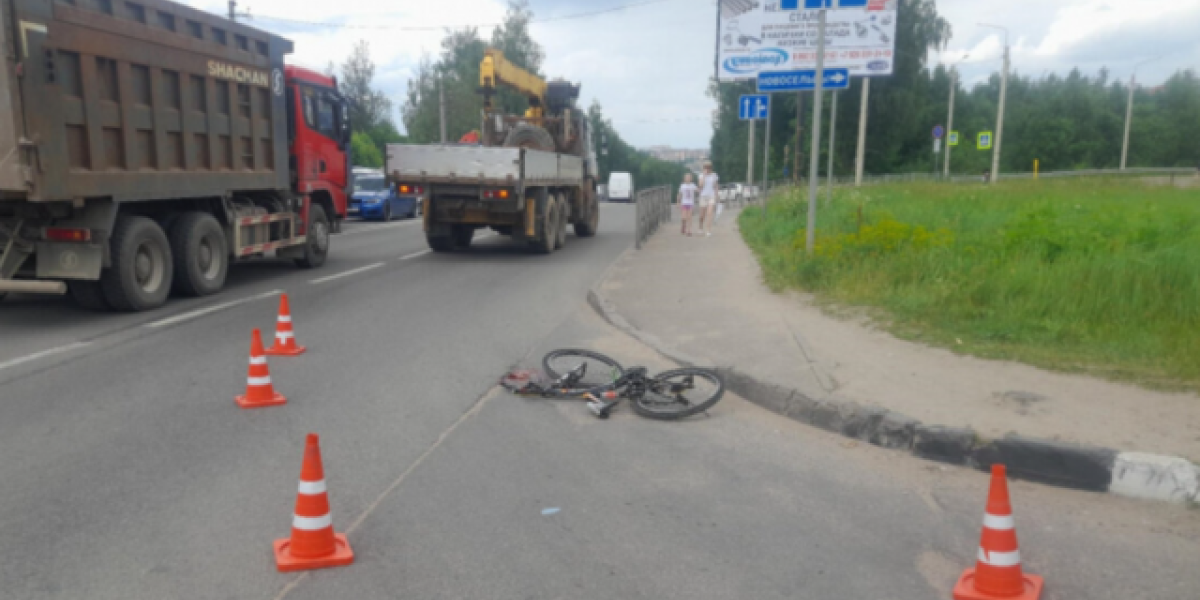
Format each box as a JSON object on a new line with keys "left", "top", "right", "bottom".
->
{"left": 386, "top": 144, "right": 583, "bottom": 188}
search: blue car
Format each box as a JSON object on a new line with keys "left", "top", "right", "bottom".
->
{"left": 350, "top": 174, "right": 420, "bottom": 221}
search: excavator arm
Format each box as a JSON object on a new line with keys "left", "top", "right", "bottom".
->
{"left": 479, "top": 48, "right": 547, "bottom": 119}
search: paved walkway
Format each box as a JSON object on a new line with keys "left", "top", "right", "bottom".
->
{"left": 600, "top": 206, "right": 1200, "bottom": 461}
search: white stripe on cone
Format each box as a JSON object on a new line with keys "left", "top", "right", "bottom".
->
{"left": 983, "top": 513, "right": 1015, "bottom": 530}
{"left": 248, "top": 376, "right": 272, "bottom": 386}
{"left": 297, "top": 480, "right": 328, "bottom": 495}
{"left": 276, "top": 332, "right": 295, "bottom": 340}
{"left": 278, "top": 316, "right": 293, "bottom": 323}
{"left": 292, "top": 514, "right": 333, "bottom": 531}
{"left": 250, "top": 356, "right": 267, "bottom": 365}
{"left": 978, "top": 548, "right": 1022, "bottom": 567}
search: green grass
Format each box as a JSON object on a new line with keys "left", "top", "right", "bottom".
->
{"left": 739, "top": 179, "right": 1200, "bottom": 392}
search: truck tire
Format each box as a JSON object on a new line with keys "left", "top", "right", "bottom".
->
{"left": 170, "top": 212, "right": 228, "bottom": 297}
{"left": 295, "top": 204, "right": 330, "bottom": 269}
{"left": 68, "top": 280, "right": 110, "bottom": 311}
{"left": 554, "top": 194, "right": 568, "bottom": 249}
{"left": 427, "top": 234, "right": 455, "bottom": 252}
{"left": 574, "top": 193, "right": 599, "bottom": 237}
{"left": 503, "top": 124, "right": 556, "bottom": 152}
{"left": 528, "top": 188, "right": 557, "bottom": 254}
{"left": 452, "top": 225, "right": 474, "bottom": 249}
{"left": 100, "top": 216, "right": 173, "bottom": 312}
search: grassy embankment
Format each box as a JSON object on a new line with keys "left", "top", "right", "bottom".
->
{"left": 739, "top": 179, "right": 1200, "bottom": 392}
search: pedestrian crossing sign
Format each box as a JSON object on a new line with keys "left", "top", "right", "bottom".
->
{"left": 948, "top": 131, "right": 960, "bottom": 146}
{"left": 978, "top": 131, "right": 993, "bottom": 150}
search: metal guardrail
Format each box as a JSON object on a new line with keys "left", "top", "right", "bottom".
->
{"left": 634, "top": 186, "right": 671, "bottom": 250}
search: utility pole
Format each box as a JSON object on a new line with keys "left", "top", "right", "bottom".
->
{"left": 228, "top": 0, "right": 237, "bottom": 21}
{"left": 826, "top": 90, "right": 838, "bottom": 203}
{"left": 794, "top": 92, "right": 804, "bottom": 185}
{"left": 1121, "top": 57, "right": 1159, "bottom": 170}
{"left": 854, "top": 78, "right": 869, "bottom": 187}
{"left": 438, "top": 77, "right": 447, "bottom": 144}
{"left": 943, "top": 56, "right": 967, "bottom": 179}
{"left": 980, "top": 24, "right": 1009, "bottom": 185}
{"left": 805, "top": 0, "right": 833, "bottom": 254}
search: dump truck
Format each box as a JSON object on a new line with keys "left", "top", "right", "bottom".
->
{"left": 386, "top": 49, "right": 599, "bottom": 253}
{"left": 0, "top": 0, "right": 351, "bottom": 311}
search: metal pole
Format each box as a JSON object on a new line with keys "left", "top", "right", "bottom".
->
{"left": 989, "top": 41, "right": 1009, "bottom": 185}
{"left": 805, "top": 4, "right": 829, "bottom": 255}
{"left": 438, "top": 78, "right": 447, "bottom": 144}
{"left": 1120, "top": 73, "right": 1135, "bottom": 170}
{"left": 854, "top": 78, "right": 869, "bottom": 187}
{"left": 794, "top": 92, "right": 804, "bottom": 185}
{"left": 747, "top": 117, "right": 755, "bottom": 192}
{"left": 228, "top": 0, "right": 236, "bottom": 21}
{"left": 762, "top": 95, "right": 771, "bottom": 191}
{"left": 826, "top": 90, "right": 838, "bottom": 203}
{"left": 944, "top": 69, "right": 956, "bottom": 179}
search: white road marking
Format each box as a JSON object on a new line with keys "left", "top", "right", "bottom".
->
{"left": 0, "top": 341, "right": 91, "bottom": 372}
{"left": 308, "top": 262, "right": 385, "bottom": 284}
{"left": 145, "top": 289, "right": 283, "bottom": 328}
{"left": 341, "top": 220, "right": 419, "bottom": 235}
{"left": 398, "top": 249, "right": 431, "bottom": 261}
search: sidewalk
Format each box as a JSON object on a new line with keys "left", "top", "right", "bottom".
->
{"left": 597, "top": 206, "right": 1200, "bottom": 484}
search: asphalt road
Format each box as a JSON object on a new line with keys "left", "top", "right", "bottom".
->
{"left": 1, "top": 206, "right": 1197, "bottom": 600}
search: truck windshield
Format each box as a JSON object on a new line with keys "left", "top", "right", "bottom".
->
{"left": 355, "top": 177, "right": 386, "bottom": 193}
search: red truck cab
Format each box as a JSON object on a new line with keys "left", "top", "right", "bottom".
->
{"left": 286, "top": 66, "right": 350, "bottom": 230}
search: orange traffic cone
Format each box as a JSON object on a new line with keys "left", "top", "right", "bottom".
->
{"left": 265, "top": 294, "right": 306, "bottom": 356}
{"left": 953, "top": 464, "right": 1044, "bottom": 600}
{"left": 235, "top": 329, "right": 287, "bottom": 409}
{"left": 274, "top": 433, "right": 354, "bottom": 572}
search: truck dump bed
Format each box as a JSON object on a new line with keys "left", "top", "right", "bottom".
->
{"left": 386, "top": 144, "right": 583, "bottom": 188}
{"left": 0, "top": 0, "right": 292, "bottom": 203}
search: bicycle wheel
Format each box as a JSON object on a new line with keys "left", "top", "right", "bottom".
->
{"left": 542, "top": 349, "right": 625, "bottom": 391}
{"left": 630, "top": 368, "right": 724, "bottom": 420}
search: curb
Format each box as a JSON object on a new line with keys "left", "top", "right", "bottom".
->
{"left": 587, "top": 278, "right": 1200, "bottom": 505}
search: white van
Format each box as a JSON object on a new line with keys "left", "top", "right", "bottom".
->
{"left": 608, "top": 172, "right": 634, "bottom": 203}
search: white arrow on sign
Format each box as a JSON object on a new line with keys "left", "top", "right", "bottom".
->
{"left": 828, "top": 72, "right": 847, "bottom": 83}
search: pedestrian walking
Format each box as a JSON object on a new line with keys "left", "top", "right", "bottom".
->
{"left": 678, "top": 173, "right": 698, "bottom": 236}
{"left": 697, "top": 162, "right": 719, "bottom": 236}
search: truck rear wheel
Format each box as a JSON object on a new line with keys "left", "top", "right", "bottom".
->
{"left": 574, "top": 194, "right": 599, "bottom": 237}
{"left": 68, "top": 280, "right": 110, "bottom": 311}
{"left": 554, "top": 194, "right": 568, "bottom": 249}
{"left": 295, "top": 204, "right": 330, "bottom": 269}
{"left": 428, "top": 234, "right": 455, "bottom": 252}
{"left": 101, "top": 216, "right": 173, "bottom": 312}
{"left": 452, "top": 225, "right": 474, "bottom": 249}
{"left": 529, "top": 189, "right": 557, "bottom": 254}
{"left": 170, "top": 212, "right": 228, "bottom": 297}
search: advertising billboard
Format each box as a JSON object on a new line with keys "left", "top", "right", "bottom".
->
{"left": 717, "top": 0, "right": 898, "bottom": 81}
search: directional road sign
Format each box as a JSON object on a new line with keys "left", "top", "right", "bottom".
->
{"left": 949, "top": 131, "right": 960, "bottom": 146}
{"left": 932, "top": 125, "right": 945, "bottom": 139}
{"left": 739, "top": 94, "right": 771, "bottom": 120}
{"left": 757, "top": 69, "right": 850, "bottom": 92}
{"left": 978, "top": 131, "right": 993, "bottom": 150}
{"left": 784, "top": 0, "right": 871, "bottom": 8}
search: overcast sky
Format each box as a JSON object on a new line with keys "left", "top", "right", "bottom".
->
{"left": 188, "top": 0, "right": 1200, "bottom": 150}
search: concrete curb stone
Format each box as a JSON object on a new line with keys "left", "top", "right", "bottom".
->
{"left": 587, "top": 270, "right": 1200, "bottom": 505}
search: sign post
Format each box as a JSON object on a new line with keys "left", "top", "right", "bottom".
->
{"left": 740, "top": 94, "right": 770, "bottom": 196}
{"left": 803, "top": 1, "right": 834, "bottom": 255}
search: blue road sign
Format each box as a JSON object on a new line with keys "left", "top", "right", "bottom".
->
{"left": 783, "top": 0, "right": 870, "bottom": 9}
{"left": 739, "top": 94, "right": 770, "bottom": 120}
{"left": 933, "top": 125, "right": 945, "bottom": 139}
{"left": 757, "top": 69, "right": 850, "bottom": 92}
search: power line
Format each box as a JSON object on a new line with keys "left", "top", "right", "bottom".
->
{"left": 248, "top": 0, "right": 681, "bottom": 31}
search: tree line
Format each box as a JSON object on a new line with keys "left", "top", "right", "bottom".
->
{"left": 710, "top": 0, "right": 1200, "bottom": 182}
{"left": 332, "top": 1, "right": 686, "bottom": 189}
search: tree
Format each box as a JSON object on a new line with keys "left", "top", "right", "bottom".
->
{"left": 341, "top": 41, "right": 393, "bottom": 136}
{"left": 351, "top": 132, "right": 383, "bottom": 168}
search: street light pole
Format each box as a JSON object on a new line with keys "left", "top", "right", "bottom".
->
{"left": 979, "top": 24, "right": 1009, "bottom": 185}
{"left": 1121, "top": 57, "right": 1159, "bottom": 171}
